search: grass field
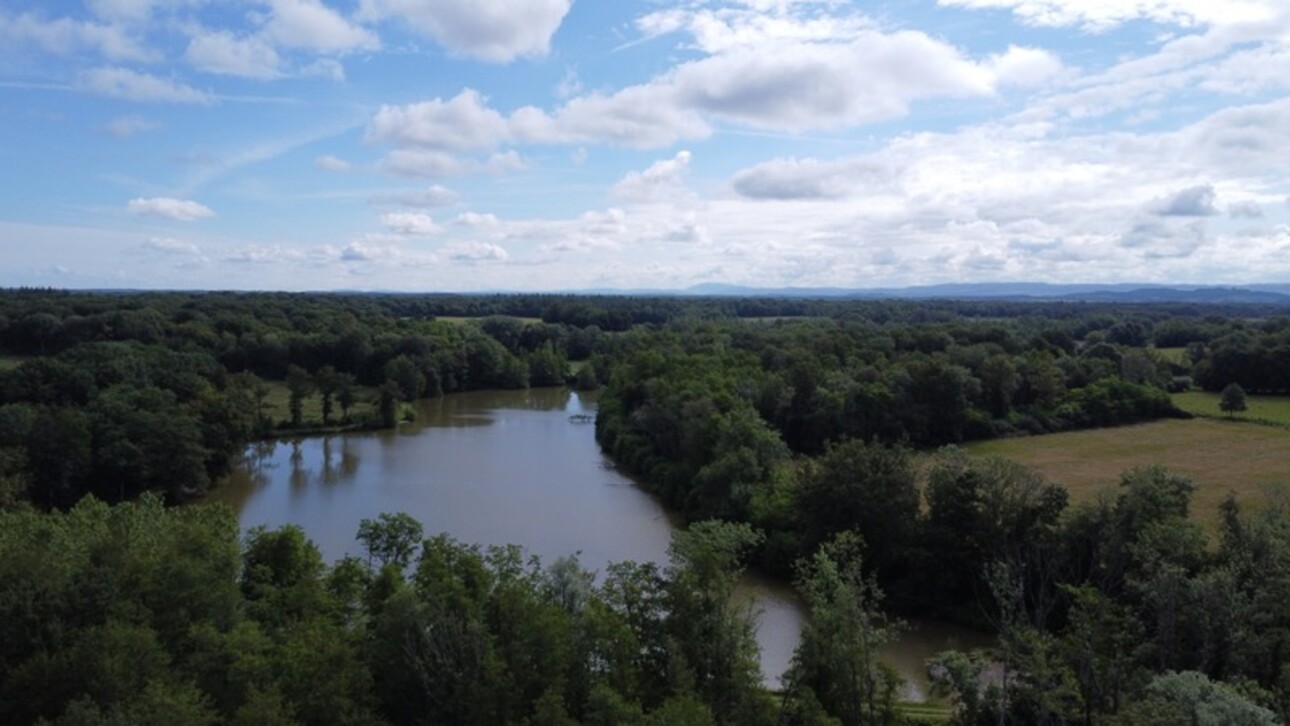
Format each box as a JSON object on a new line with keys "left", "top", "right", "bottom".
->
{"left": 1172, "top": 390, "right": 1290, "bottom": 426}
{"left": 1153, "top": 346, "right": 1189, "bottom": 364}
{"left": 434, "top": 315, "right": 544, "bottom": 326}
{"left": 0, "top": 355, "right": 30, "bottom": 372}
{"left": 262, "top": 380, "right": 378, "bottom": 426}
{"left": 967, "top": 419, "right": 1290, "bottom": 534}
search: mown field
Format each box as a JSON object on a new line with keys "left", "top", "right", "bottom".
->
{"left": 262, "top": 380, "right": 378, "bottom": 426}
{"left": 967, "top": 419, "right": 1290, "bottom": 534}
{"left": 1172, "top": 390, "right": 1290, "bottom": 426}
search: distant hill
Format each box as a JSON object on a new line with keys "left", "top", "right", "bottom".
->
{"left": 668, "top": 282, "right": 1290, "bottom": 304}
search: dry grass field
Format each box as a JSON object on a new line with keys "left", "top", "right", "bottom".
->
{"left": 967, "top": 419, "right": 1290, "bottom": 534}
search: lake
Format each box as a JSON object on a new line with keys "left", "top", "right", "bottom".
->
{"left": 206, "top": 387, "right": 989, "bottom": 700}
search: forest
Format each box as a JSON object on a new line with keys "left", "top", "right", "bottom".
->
{"left": 1, "top": 288, "right": 1289, "bottom": 724}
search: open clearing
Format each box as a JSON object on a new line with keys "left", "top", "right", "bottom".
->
{"left": 0, "top": 355, "right": 30, "bottom": 372}
{"left": 967, "top": 419, "right": 1290, "bottom": 534}
{"left": 1172, "top": 390, "right": 1290, "bottom": 427}
{"left": 263, "top": 380, "right": 377, "bottom": 426}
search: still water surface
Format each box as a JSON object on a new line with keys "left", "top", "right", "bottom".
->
{"left": 207, "top": 388, "right": 988, "bottom": 699}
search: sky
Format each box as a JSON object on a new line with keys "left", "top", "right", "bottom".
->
{"left": 1, "top": 0, "right": 1288, "bottom": 292}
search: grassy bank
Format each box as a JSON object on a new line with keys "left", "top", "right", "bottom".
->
{"left": 261, "top": 380, "right": 379, "bottom": 428}
{"left": 967, "top": 419, "right": 1290, "bottom": 534}
{"left": 1172, "top": 390, "right": 1290, "bottom": 427}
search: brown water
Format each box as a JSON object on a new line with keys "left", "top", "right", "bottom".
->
{"left": 207, "top": 387, "right": 989, "bottom": 698}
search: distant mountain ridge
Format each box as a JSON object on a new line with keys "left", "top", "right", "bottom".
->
{"left": 669, "top": 282, "right": 1290, "bottom": 303}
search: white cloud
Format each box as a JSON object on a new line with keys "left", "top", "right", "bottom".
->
{"left": 358, "top": 0, "right": 571, "bottom": 62}
{"left": 937, "top": 0, "right": 1280, "bottom": 30}
{"left": 185, "top": 31, "right": 282, "bottom": 79}
{"left": 263, "top": 0, "right": 380, "bottom": 53}
{"left": 225, "top": 245, "right": 307, "bottom": 264}
{"left": 141, "top": 237, "right": 201, "bottom": 255}
{"left": 443, "top": 240, "right": 510, "bottom": 262}
{"left": 381, "top": 211, "right": 441, "bottom": 235}
{"left": 611, "top": 151, "right": 693, "bottom": 202}
{"left": 455, "top": 212, "right": 500, "bottom": 227}
{"left": 390, "top": 185, "right": 461, "bottom": 207}
{"left": 635, "top": 2, "right": 874, "bottom": 53}
{"left": 105, "top": 115, "right": 160, "bottom": 138}
{"left": 314, "top": 155, "right": 352, "bottom": 172}
{"left": 127, "top": 197, "right": 216, "bottom": 221}
{"left": 367, "top": 90, "right": 510, "bottom": 150}
{"left": 366, "top": 31, "right": 1060, "bottom": 153}
{"left": 988, "top": 45, "right": 1067, "bottom": 88}
{"left": 78, "top": 67, "right": 212, "bottom": 104}
{"left": 0, "top": 10, "right": 153, "bottom": 62}
{"left": 732, "top": 156, "right": 896, "bottom": 200}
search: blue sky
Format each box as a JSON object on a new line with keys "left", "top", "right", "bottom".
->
{"left": 1, "top": 0, "right": 1288, "bottom": 291}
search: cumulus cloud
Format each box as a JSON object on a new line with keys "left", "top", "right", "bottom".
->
{"left": 387, "top": 185, "right": 460, "bottom": 208}
{"left": 78, "top": 67, "right": 212, "bottom": 104}
{"left": 0, "top": 10, "right": 153, "bottom": 62}
{"left": 127, "top": 197, "right": 216, "bottom": 221}
{"left": 455, "top": 212, "right": 500, "bottom": 227}
{"left": 358, "top": 0, "right": 571, "bottom": 62}
{"left": 937, "top": 0, "right": 1279, "bottom": 30}
{"left": 263, "top": 0, "right": 379, "bottom": 53}
{"left": 732, "top": 156, "right": 895, "bottom": 200}
{"left": 443, "top": 241, "right": 510, "bottom": 262}
{"left": 104, "top": 114, "right": 160, "bottom": 138}
{"left": 367, "top": 90, "right": 511, "bottom": 150}
{"left": 225, "top": 245, "right": 306, "bottom": 264}
{"left": 381, "top": 212, "right": 441, "bottom": 235}
{"left": 314, "top": 155, "right": 351, "bottom": 172}
{"left": 635, "top": 2, "right": 874, "bottom": 53}
{"left": 185, "top": 31, "right": 282, "bottom": 79}
{"left": 1153, "top": 185, "right": 1219, "bottom": 216}
{"left": 365, "top": 30, "right": 1060, "bottom": 152}
{"left": 611, "top": 151, "right": 693, "bottom": 202}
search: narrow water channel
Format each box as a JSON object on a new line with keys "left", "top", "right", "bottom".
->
{"left": 205, "top": 388, "right": 989, "bottom": 699}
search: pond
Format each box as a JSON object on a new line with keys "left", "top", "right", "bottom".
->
{"left": 205, "top": 388, "right": 989, "bottom": 699}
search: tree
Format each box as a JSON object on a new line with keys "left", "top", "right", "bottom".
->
{"left": 795, "top": 439, "right": 919, "bottom": 580}
{"left": 284, "top": 365, "right": 314, "bottom": 428}
{"left": 1220, "top": 383, "right": 1248, "bottom": 418}
{"left": 334, "top": 372, "right": 356, "bottom": 424}
{"left": 782, "top": 533, "right": 901, "bottom": 726}
{"left": 314, "top": 366, "right": 338, "bottom": 426}
{"left": 356, "top": 513, "right": 424, "bottom": 570}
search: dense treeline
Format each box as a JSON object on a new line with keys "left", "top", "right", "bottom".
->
{"left": 0, "top": 292, "right": 597, "bottom": 508}
{"left": 0, "top": 498, "right": 886, "bottom": 725}
{"left": 595, "top": 316, "right": 1182, "bottom": 530}
{"left": 1, "top": 472, "right": 1285, "bottom": 725}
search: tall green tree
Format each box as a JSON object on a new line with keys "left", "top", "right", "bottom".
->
{"left": 782, "top": 533, "right": 901, "bottom": 726}
{"left": 1220, "top": 382, "right": 1248, "bottom": 418}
